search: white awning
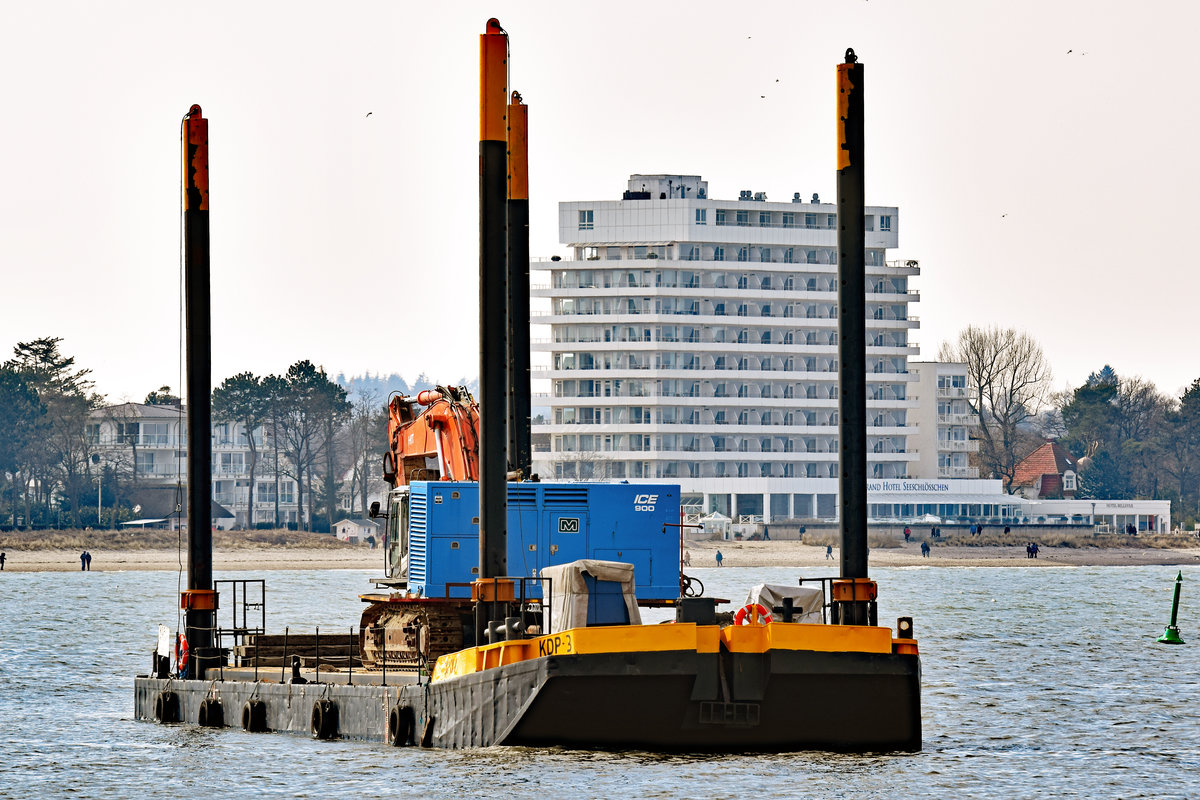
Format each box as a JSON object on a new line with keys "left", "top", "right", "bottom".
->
{"left": 565, "top": 241, "right": 676, "bottom": 248}
{"left": 868, "top": 494, "right": 1021, "bottom": 505}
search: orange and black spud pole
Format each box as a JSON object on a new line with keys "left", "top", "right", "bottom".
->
{"left": 182, "top": 104, "right": 217, "bottom": 674}
{"left": 835, "top": 49, "right": 873, "bottom": 625}
{"left": 478, "top": 20, "right": 509, "bottom": 590}
{"left": 507, "top": 91, "right": 532, "bottom": 478}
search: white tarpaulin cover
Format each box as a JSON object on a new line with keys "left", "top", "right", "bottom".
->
{"left": 157, "top": 624, "right": 172, "bottom": 658}
{"left": 744, "top": 583, "right": 825, "bottom": 624}
{"left": 541, "top": 559, "right": 643, "bottom": 633}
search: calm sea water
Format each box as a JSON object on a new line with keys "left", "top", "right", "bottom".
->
{"left": 1, "top": 563, "right": 1197, "bottom": 799}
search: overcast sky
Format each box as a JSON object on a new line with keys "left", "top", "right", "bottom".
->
{"left": 2, "top": 1, "right": 1197, "bottom": 403}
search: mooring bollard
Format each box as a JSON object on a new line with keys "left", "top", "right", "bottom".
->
{"left": 1156, "top": 571, "right": 1185, "bottom": 645}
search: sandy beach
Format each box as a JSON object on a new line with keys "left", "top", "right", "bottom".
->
{"left": 684, "top": 539, "right": 1200, "bottom": 569}
{"left": 3, "top": 539, "right": 1199, "bottom": 572}
{"left": 0, "top": 546, "right": 381, "bottom": 573}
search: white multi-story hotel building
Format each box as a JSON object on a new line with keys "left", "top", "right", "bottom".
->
{"left": 531, "top": 174, "right": 919, "bottom": 521}
{"left": 907, "top": 362, "right": 978, "bottom": 481}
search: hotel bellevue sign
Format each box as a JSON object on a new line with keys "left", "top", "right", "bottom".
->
{"left": 868, "top": 481, "right": 953, "bottom": 493}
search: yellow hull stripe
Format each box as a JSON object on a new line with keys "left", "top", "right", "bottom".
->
{"left": 431, "top": 622, "right": 909, "bottom": 683}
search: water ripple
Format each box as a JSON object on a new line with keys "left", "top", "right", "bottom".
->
{"left": 0, "top": 565, "right": 1196, "bottom": 799}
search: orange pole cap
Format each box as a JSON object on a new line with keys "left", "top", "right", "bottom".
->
{"left": 480, "top": 19, "right": 508, "bottom": 142}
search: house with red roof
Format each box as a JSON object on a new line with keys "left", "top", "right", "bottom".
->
{"left": 1012, "top": 441, "right": 1078, "bottom": 500}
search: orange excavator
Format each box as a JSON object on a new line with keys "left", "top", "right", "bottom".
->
{"left": 381, "top": 386, "right": 480, "bottom": 486}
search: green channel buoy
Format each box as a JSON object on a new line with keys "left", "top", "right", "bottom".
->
{"left": 1156, "top": 570, "right": 1185, "bottom": 645}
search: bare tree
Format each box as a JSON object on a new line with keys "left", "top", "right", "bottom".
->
{"left": 554, "top": 448, "right": 616, "bottom": 480}
{"left": 213, "top": 373, "right": 269, "bottom": 529}
{"left": 343, "top": 391, "right": 387, "bottom": 515}
{"left": 939, "top": 326, "right": 1053, "bottom": 493}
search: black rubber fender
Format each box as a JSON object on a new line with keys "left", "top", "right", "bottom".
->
{"left": 241, "top": 699, "right": 268, "bottom": 732}
{"left": 420, "top": 714, "right": 436, "bottom": 748}
{"left": 153, "top": 690, "right": 179, "bottom": 724}
{"left": 197, "top": 697, "right": 224, "bottom": 728}
{"left": 311, "top": 699, "right": 338, "bottom": 740}
{"left": 388, "top": 704, "right": 415, "bottom": 746}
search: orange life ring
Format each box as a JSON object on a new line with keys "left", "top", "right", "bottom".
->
{"left": 734, "top": 603, "right": 773, "bottom": 625}
{"left": 176, "top": 633, "right": 189, "bottom": 675}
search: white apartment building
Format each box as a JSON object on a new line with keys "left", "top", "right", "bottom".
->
{"left": 88, "top": 403, "right": 305, "bottom": 529}
{"left": 531, "top": 174, "right": 919, "bottom": 522}
{"left": 908, "top": 362, "right": 978, "bottom": 480}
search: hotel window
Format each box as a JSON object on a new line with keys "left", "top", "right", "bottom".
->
{"left": 782, "top": 213, "right": 796, "bottom": 228}
{"left": 759, "top": 212, "right": 771, "bottom": 226}
{"left": 864, "top": 215, "right": 874, "bottom": 231}
{"left": 783, "top": 247, "right": 795, "bottom": 263}
{"left": 578, "top": 209, "right": 593, "bottom": 230}
{"left": 695, "top": 208, "right": 707, "bottom": 225}
{"left": 804, "top": 213, "right": 817, "bottom": 228}
{"left": 880, "top": 214, "right": 892, "bottom": 232}
{"left": 737, "top": 247, "right": 749, "bottom": 262}
{"left": 715, "top": 209, "right": 727, "bottom": 225}
{"left": 684, "top": 245, "right": 699, "bottom": 261}
{"left": 760, "top": 248, "right": 771, "bottom": 263}
{"left": 736, "top": 210, "right": 749, "bottom": 226}
{"left": 712, "top": 246, "right": 725, "bottom": 261}
{"left": 143, "top": 422, "right": 170, "bottom": 445}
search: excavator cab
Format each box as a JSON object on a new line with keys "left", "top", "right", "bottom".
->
{"left": 384, "top": 488, "right": 409, "bottom": 582}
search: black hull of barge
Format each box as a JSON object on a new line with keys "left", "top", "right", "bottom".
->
{"left": 424, "top": 649, "right": 921, "bottom": 752}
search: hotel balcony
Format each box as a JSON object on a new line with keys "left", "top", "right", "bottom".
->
{"left": 938, "top": 465, "right": 979, "bottom": 478}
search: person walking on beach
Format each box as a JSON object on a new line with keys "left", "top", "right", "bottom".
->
{"left": 80, "top": 551, "right": 87, "bottom": 571}
{"left": 826, "top": 544, "right": 833, "bottom": 560}
{"left": 85, "top": 551, "right": 92, "bottom": 570}
{"left": 715, "top": 550, "right": 724, "bottom": 567}
{"left": 0, "top": 551, "right": 5, "bottom": 570}
{"left": 1030, "top": 542, "right": 1039, "bottom": 558}
{"left": 903, "top": 526, "right": 911, "bottom": 543}
{"left": 921, "top": 541, "right": 930, "bottom": 558}
{"left": 683, "top": 550, "right": 691, "bottom": 567}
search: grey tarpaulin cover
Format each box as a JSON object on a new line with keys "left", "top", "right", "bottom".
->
{"left": 541, "top": 559, "right": 643, "bottom": 633}
{"left": 744, "top": 583, "right": 825, "bottom": 624}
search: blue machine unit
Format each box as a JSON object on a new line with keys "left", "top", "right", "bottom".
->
{"left": 405, "top": 481, "right": 680, "bottom": 602}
